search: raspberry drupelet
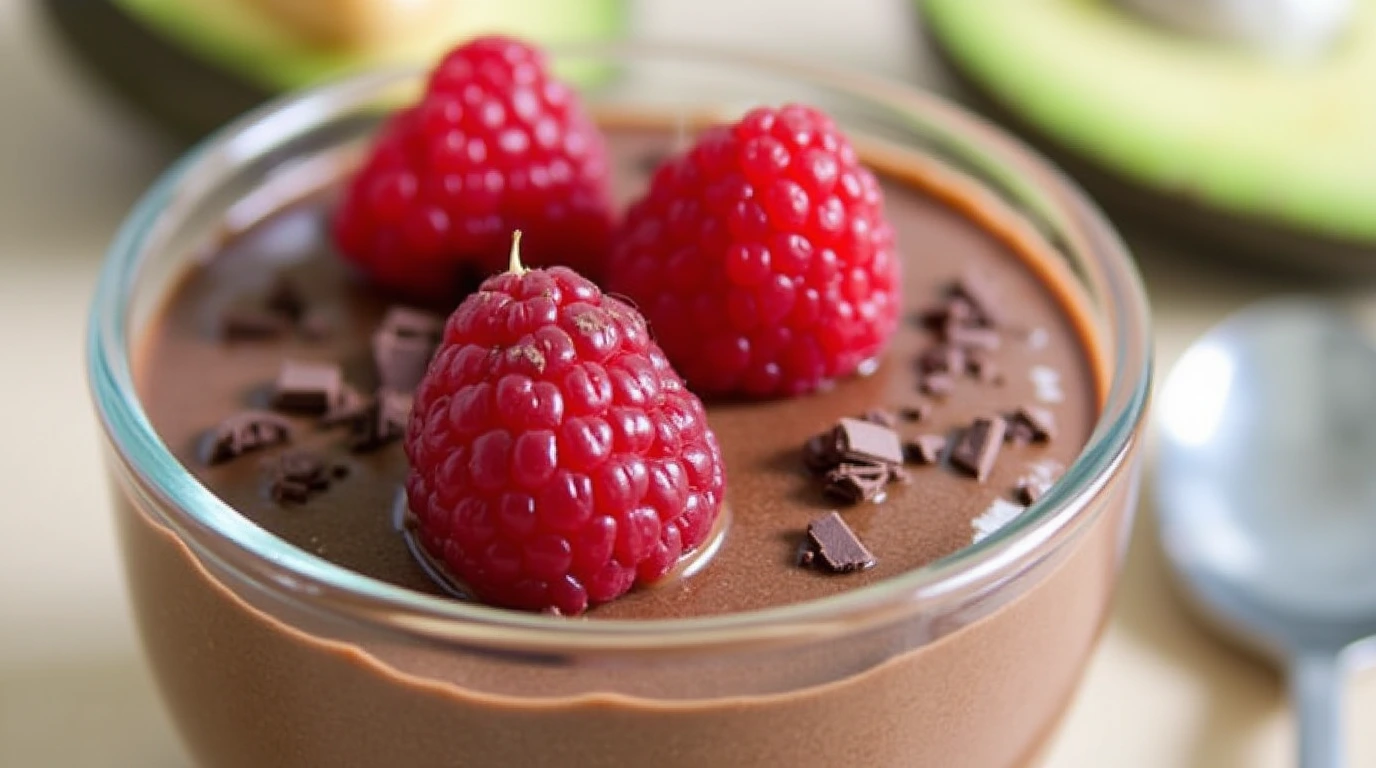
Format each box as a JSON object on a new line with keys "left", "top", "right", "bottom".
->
{"left": 608, "top": 104, "right": 901, "bottom": 398}
{"left": 333, "top": 36, "right": 614, "bottom": 302}
{"left": 404, "top": 234, "right": 727, "bottom": 615}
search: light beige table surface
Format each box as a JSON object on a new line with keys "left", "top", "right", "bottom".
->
{"left": 1, "top": 1, "right": 1373, "bottom": 766}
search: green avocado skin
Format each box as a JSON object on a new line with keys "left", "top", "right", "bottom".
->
{"left": 923, "top": 0, "right": 1376, "bottom": 248}
{"left": 40, "top": 0, "right": 625, "bottom": 142}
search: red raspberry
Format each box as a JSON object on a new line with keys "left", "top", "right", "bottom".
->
{"left": 404, "top": 237, "right": 727, "bottom": 615}
{"left": 607, "top": 104, "right": 900, "bottom": 398}
{"left": 333, "top": 36, "right": 613, "bottom": 301}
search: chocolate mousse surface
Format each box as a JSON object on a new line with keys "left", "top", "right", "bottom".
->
{"left": 134, "top": 124, "right": 1103, "bottom": 620}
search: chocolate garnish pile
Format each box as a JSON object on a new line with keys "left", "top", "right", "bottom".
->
{"left": 803, "top": 416, "right": 908, "bottom": 505}
{"left": 796, "top": 271, "right": 1074, "bottom": 571}
{"left": 202, "top": 284, "right": 442, "bottom": 505}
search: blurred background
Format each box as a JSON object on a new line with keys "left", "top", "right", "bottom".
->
{"left": 2, "top": 0, "right": 1374, "bottom": 765}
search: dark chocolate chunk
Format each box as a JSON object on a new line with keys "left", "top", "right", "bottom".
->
{"left": 919, "top": 373, "right": 955, "bottom": 397}
{"left": 858, "top": 408, "right": 898, "bottom": 429}
{"left": 804, "top": 512, "right": 876, "bottom": 573}
{"left": 348, "top": 389, "right": 412, "bottom": 453}
{"left": 272, "top": 360, "right": 343, "bottom": 415}
{"left": 904, "top": 434, "right": 947, "bottom": 465}
{"left": 899, "top": 404, "right": 930, "bottom": 423}
{"left": 221, "top": 304, "right": 288, "bottom": 341}
{"left": 1008, "top": 406, "right": 1056, "bottom": 443}
{"left": 201, "top": 410, "right": 293, "bottom": 465}
{"left": 950, "top": 416, "right": 1008, "bottom": 482}
{"left": 823, "top": 462, "right": 892, "bottom": 505}
{"left": 836, "top": 417, "right": 904, "bottom": 467}
{"left": 266, "top": 275, "right": 305, "bottom": 322}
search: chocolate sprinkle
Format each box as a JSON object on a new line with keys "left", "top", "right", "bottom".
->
{"left": 950, "top": 416, "right": 1007, "bottom": 482}
{"left": 373, "top": 329, "right": 438, "bottom": 394}
{"left": 272, "top": 360, "right": 343, "bottom": 415}
{"left": 201, "top": 410, "right": 293, "bottom": 465}
{"left": 836, "top": 417, "right": 905, "bottom": 467}
{"left": 904, "top": 434, "right": 947, "bottom": 465}
{"left": 804, "top": 512, "right": 876, "bottom": 573}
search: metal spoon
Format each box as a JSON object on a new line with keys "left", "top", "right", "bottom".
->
{"left": 1115, "top": 0, "right": 1353, "bottom": 57}
{"left": 1156, "top": 298, "right": 1376, "bottom": 768}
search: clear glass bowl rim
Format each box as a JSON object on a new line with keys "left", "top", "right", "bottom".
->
{"left": 87, "top": 41, "right": 1152, "bottom": 652}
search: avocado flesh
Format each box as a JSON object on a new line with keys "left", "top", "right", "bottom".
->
{"left": 924, "top": 0, "right": 1376, "bottom": 244}
{"left": 115, "top": 0, "right": 627, "bottom": 92}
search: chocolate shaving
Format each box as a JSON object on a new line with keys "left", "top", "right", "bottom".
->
{"left": 904, "top": 434, "right": 947, "bottom": 465}
{"left": 221, "top": 304, "right": 288, "bottom": 341}
{"left": 836, "top": 417, "right": 905, "bottom": 466}
{"left": 201, "top": 410, "right": 292, "bottom": 465}
{"left": 348, "top": 390, "right": 412, "bottom": 453}
{"left": 1014, "top": 476, "right": 1051, "bottom": 505}
{"left": 267, "top": 450, "right": 336, "bottom": 504}
{"left": 950, "top": 416, "right": 1007, "bottom": 482}
{"left": 272, "top": 360, "right": 343, "bottom": 415}
{"left": 824, "top": 462, "right": 892, "bottom": 504}
{"left": 803, "top": 512, "right": 876, "bottom": 573}
{"left": 1006, "top": 406, "right": 1056, "bottom": 444}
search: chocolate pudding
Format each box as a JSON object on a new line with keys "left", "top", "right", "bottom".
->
{"left": 109, "top": 119, "right": 1141, "bottom": 768}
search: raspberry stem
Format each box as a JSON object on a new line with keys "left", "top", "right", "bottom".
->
{"left": 508, "top": 230, "right": 526, "bottom": 276}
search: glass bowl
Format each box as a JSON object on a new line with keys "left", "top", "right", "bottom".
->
{"left": 88, "top": 42, "right": 1151, "bottom": 768}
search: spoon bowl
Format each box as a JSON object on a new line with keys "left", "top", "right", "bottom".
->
{"left": 1156, "top": 298, "right": 1376, "bottom": 768}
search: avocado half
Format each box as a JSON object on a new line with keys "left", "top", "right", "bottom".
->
{"left": 41, "top": 0, "right": 626, "bottom": 142}
{"left": 923, "top": 0, "right": 1376, "bottom": 273}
